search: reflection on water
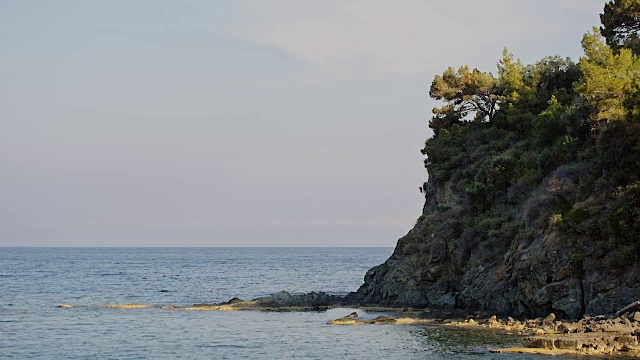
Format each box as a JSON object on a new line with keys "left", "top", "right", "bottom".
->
{"left": 410, "top": 326, "right": 522, "bottom": 355}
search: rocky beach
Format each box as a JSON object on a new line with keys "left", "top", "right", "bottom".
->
{"left": 63, "top": 292, "right": 640, "bottom": 357}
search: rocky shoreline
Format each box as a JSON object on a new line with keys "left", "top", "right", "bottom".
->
{"left": 328, "top": 299, "right": 640, "bottom": 357}
{"left": 450, "top": 312, "right": 640, "bottom": 356}
{"left": 60, "top": 292, "right": 640, "bottom": 357}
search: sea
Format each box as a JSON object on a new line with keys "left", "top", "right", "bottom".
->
{"left": 0, "top": 247, "right": 593, "bottom": 359}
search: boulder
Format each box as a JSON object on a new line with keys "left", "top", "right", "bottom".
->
{"left": 543, "top": 313, "right": 556, "bottom": 325}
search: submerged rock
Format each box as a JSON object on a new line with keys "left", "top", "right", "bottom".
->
{"left": 328, "top": 312, "right": 360, "bottom": 325}
{"left": 328, "top": 314, "right": 402, "bottom": 325}
{"left": 101, "top": 304, "right": 153, "bottom": 309}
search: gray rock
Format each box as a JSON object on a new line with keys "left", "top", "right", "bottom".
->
{"left": 348, "top": 174, "right": 640, "bottom": 319}
{"left": 345, "top": 311, "right": 358, "bottom": 319}
{"left": 260, "top": 291, "right": 345, "bottom": 308}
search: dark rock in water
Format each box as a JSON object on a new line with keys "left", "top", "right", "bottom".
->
{"left": 344, "top": 311, "right": 358, "bottom": 319}
{"left": 269, "top": 291, "right": 344, "bottom": 307}
{"left": 328, "top": 313, "right": 399, "bottom": 325}
{"left": 371, "top": 316, "right": 396, "bottom": 324}
{"left": 185, "top": 291, "right": 348, "bottom": 311}
{"left": 221, "top": 297, "right": 245, "bottom": 305}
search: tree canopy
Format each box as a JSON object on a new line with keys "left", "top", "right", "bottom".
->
{"left": 575, "top": 28, "right": 640, "bottom": 122}
{"left": 429, "top": 66, "right": 499, "bottom": 123}
{"left": 497, "top": 48, "right": 525, "bottom": 104}
{"left": 428, "top": 49, "right": 529, "bottom": 132}
{"left": 600, "top": 0, "right": 640, "bottom": 55}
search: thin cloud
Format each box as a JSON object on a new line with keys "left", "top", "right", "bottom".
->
{"left": 230, "top": 0, "right": 586, "bottom": 81}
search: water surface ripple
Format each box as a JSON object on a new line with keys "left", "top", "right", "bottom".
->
{"left": 0, "top": 248, "right": 582, "bottom": 359}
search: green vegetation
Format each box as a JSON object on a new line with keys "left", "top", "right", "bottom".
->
{"left": 420, "top": 1, "right": 640, "bottom": 272}
{"left": 600, "top": 0, "right": 640, "bottom": 54}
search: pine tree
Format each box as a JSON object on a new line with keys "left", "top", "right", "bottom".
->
{"left": 600, "top": 0, "right": 640, "bottom": 55}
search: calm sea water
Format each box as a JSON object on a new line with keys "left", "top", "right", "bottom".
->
{"left": 0, "top": 247, "right": 582, "bottom": 359}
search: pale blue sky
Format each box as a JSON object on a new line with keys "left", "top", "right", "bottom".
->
{"left": 1, "top": 0, "right": 603, "bottom": 246}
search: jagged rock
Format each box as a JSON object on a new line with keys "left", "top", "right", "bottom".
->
{"left": 617, "top": 300, "right": 640, "bottom": 317}
{"left": 543, "top": 313, "right": 556, "bottom": 325}
{"left": 557, "top": 323, "right": 577, "bottom": 334}
{"left": 270, "top": 291, "right": 343, "bottom": 307}
{"left": 328, "top": 313, "right": 359, "bottom": 325}
{"left": 529, "top": 317, "right": 543, "bottom": 326}
{"left": 349, "top": 154, "right": 640, "bottom": 319}
{"left": 344, "top": 312, "right": 358, "bottom": 319}
{"left": 221, "top": 297, "right": 244, "bottom": 305}
{"left": 488, "top": 315, "right": 499, "bottom": 327}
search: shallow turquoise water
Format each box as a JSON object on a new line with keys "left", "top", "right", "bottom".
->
{"left": 0, "top": 248, "right": 597, "bottom": 359}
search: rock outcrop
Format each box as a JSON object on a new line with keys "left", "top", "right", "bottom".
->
{"left": 362, "top": 33, "right": 640, "bottom": 320}
{"left": 187, "top": 291, "right": 345, "bottom": 311}
{"left": 486, "top": 311, "right": 640, "bottom": 356}
{"left": 346, "top": 172, "right": 640, "bottom": 319}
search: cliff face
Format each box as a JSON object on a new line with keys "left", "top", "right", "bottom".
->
{"left": 346, "top": 38, "right": 640, "bottom": 318}
{"left": 347, "top": 115, "right": 640, "bottom": 319}
{"left": 350, "top": 172, "right": 640, "bottom": 319}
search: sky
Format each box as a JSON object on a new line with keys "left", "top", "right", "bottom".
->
{"left": 0, "top": 0, "right": 604, "bottom": 247}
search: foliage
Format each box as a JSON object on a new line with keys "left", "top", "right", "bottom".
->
{"left": 574, "top": 28, "right": 640, "bottom": 122}
{"left": 420, "top": 3, "right": 640, "bottom": 275}
{"left": 429, "top": 66, "right": 500, "bottom": 124}
{"left": 600, "top": 0, "right": 640, "bottom": 54}
{"left": 497, "top": 48, "right": 526, "bottom": 104}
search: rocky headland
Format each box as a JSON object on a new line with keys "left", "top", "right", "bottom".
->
{"left": 336, "top": 0, "right": 640, "bottom": 322}
{"left": 328, "top": 4, "right": 640, "bottom": 353}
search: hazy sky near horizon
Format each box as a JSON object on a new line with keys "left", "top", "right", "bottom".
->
{"left": 1, "top": 0, "right": 604, "bottom": 246}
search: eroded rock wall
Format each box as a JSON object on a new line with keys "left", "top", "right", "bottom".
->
{"left": 348, "top": 177, "right": 640, "bottom": 319}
